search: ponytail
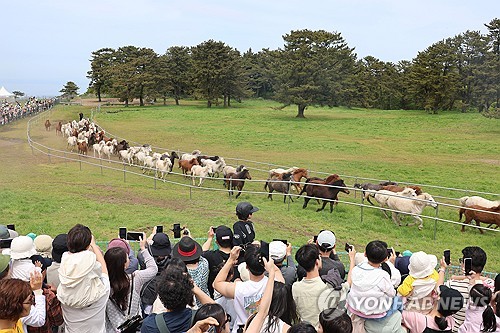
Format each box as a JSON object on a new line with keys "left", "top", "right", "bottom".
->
{"left": 481, "top": 305, "right": 496, "bottom": 332}
{"left": 434, "top": 316, "right": 448, "bottom": 330}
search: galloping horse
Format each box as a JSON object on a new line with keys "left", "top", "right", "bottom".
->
{"left": 44, "top": 119, "right": 51, "bottom": 131}
{"left": 225, "top": 168, "right": 252, "bottom": 199}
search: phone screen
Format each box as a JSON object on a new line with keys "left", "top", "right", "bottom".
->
{"left": 0, "top": 239, "right": 13, "bottom": 248}
{"left": 444, "top": 250, "right": 451, "bottom": 265}
{"left": 126, "top": 232, "right": 143, "bottom": 241}
{"left": 345, "top": 243, "right": 352, "bottom": 252}
{"left": 156, "top": 225, "right": 163, "bottom": 233}
{"left": 6, "top": 224, "right": 15, "bottom": 231}
{"left": 119, "top": 227, "right": 127, "bottom": 239}
{"left": 313, "top": 235, "right": 318, "bottom": 242}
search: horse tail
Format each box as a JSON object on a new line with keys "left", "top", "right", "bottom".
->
{"left": 459, "top": 208, "right": 466, "bottom": 221}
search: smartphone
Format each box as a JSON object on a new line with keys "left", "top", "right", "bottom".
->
{"left": 345, "top": 243, "right": 353, "bottom": 252}
{"left": 207, "top": 326, "right": 216, "bottom": 333}
{"left": 119, "top": 227, "right": 127, "bottom": 239}
{"left": 464, "top": 257, "right": 472, "bottom": 275}
{"left": 444, "top": 250, "right": 451, "bottom": 265}
{"left": 126, "top": 232, "right": 143, "bottom": 241}
{"left": 173, "top": 223, "right": 181, "bottom": 238}
{"left": 387, "top": 248, "right": 393, "bottom": 258}
{"left": 313, "top": 235, "right": 318, "bottom": 242}
{"left": 6, "top": 224, "right": 15, "bottom": 231}
{"left": 156, "top": 225, "right": 163, "bottom": 234}
{"left": 395, "top": 251, "right": 401, "bottom": 257}
{"left": 0, "top": 239, "right": 13, "bottom": 248}
{"left": 273, "top": 239, "right": 288, "bottom": 245}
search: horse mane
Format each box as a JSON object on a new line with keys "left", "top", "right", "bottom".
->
{"left": 324, "top": 174, "right": 340, "bottom": 184}
{"left": 292, "top": 168, "right": 307, "bottom": 175}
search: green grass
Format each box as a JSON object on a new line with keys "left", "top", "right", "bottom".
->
{"left": 0, "top": 100, "right": 498, "bottom": 272}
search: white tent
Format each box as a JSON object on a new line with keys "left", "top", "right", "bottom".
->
{"left": 0, "top": 86, "right": 14, "bottom": 98}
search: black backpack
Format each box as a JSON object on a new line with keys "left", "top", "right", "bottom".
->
{"left": 140, "top": 274, "right": 161, "bottom": 307}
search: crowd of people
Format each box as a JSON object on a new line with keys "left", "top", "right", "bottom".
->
{"left": 0, "top": 201, "right": 498, "bottom": 333}
{"left": 0, "top": 98, "right": 54, "bottom": 125}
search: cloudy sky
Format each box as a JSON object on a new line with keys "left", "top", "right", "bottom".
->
{"left": 0, "top": 0, "right": 498, "bottom": 96}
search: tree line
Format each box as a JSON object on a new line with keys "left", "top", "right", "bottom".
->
{"left": 86, "top": 18, "right": 500, "bottom": 118}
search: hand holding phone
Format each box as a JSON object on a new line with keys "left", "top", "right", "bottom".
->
{"left": 173, "top": 223, "right": 181, "bottom": 238}
{"left": 156, "top": 225, "right": 163, "bottom": 234}
{"left": 345, "top": 243, "right": 353, "bottom": 252}
{"left": 119, "top": 227, "right": 127, "bottom": 239}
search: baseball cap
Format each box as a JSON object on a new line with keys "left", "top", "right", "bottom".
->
{"left": 236, "top": 202, "right": 259, "bottom": 217}
{"left": 317, "top": 230, "right": 336, "bottom": 250}
{"left": 108, "top": 238, "right": 131, "bottom": 255}
{"left": 0, "top": 254, "right": 10, "bottom": 274}
{"left": 269, "top": 241, "right": 287, "bottom": 262}
{"left": 215, "top": 226, "right": 233, "bottom": 246}
{"left": 0, "top": 226, "right": 9, "bottom": 239}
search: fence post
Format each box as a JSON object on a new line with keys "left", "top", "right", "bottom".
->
{"left": 433, "top": 204, "right": 439, "bottom": 240}
{"left": 189, "top": 185, "right": 192, "bottom": 200}
{"left": 64, "top": 152, "right": 67, "bottom": 166}
{"left": 123, "top": 163, "right": 126, "bottom": 182}
{"left": 360, "top": 195, "right": 364, "bottom": 224}
{"left": 354, "top": 178, "right": 358, "bottom": 198}
{"left": 100, "top": 157, "right": 103, "bottom": 175}
{"left": 30, "top": 144, "right": 34, "bottom": 155}
{"left": 48, "top": 148, "right": 51, "bottom": 163}
{"left": 229, "top": 180, "right": 232, "bottom": 202}
{"left": 79, "top": 154, "right": 82, "bottom": 171}
{"left": 154, "top": 175, "right": 157, "bottom": 190}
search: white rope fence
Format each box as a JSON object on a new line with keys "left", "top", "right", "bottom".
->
{"left": 26, "top": 108, "right": 499, "bottom": 239}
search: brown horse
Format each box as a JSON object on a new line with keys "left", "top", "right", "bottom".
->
{"left": 44, "top": 119, "right": 51, "bottom": 131}
{"left": 55, "top": 121, "right": 62, "bottom": 136}
{"left": 300, "top": 177, "right": 350, "bottom": 213}
{"left": 459, "top": 205, "right": 500, "bottom": 234}
{"left": 225, "top": 168, "right": 252, "bottom": 198}
{"left": 178, "top": 158, "right": 199, "bottom": 176}
{"left": 382, "top": 185, "right": 423, "bottom": 195}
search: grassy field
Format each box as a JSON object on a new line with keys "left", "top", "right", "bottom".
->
{"left": 1, "top": 99, "right": 499, "bottom": 272}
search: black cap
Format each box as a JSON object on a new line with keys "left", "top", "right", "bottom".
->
{"left": 151, "top": 233, "right": 172, "bottom": 257}
{"left": 437, "top": 285, "right": 464, "bottom": 317}
{"left": 215, "top": 226, "right": 233, "bottom": 245}
{"left": 236, "top": 202, "right": 259, "bottom": 217}
{"left": 51, "top": 234, "right": 68, "bottom": 263}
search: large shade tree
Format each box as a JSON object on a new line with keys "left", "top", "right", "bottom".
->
{"left": 274, "top": 29, "right": 357, "bottom": 117}
{"left": 87, "top": 48, "right": 115, "bottom": 102}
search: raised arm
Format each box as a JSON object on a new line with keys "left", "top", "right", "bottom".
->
{"left": 346, "top": 246, "right": 356, "bottom": 286}
{"left": 246, "top": 258, "right": 276, "bottom": 333}
{"left": 90, "top": 235, "right": 108, "bottom": 275}
{"left": 213, "top": 246, "right": 240, "bottom": 299}
{"left": 202, "top": 227, "right": 215, "bottom": 251}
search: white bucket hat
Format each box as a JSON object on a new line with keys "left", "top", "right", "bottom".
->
{"left": 10, "top": 236, "right": 37, "bottom": 260}
{"left": 409, "top": 251, "right": 437, "bottom": 278}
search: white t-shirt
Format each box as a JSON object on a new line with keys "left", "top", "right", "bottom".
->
{"left": 62, "top": 274, "right": 110, "bottom": 333}
{"left": 232, "top": 276, "right": 269, "bottom": 333}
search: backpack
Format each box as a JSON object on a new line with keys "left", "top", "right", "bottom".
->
{"left": 140, "top": 274, "right": 161, "bottom": 307}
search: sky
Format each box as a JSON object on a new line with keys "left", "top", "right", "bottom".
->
{"left": 0, "top": 0, "right": 498, "bottom": 97}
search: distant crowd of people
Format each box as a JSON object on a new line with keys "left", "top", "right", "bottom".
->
{"left": 0, "top": 201, "right": 498, "bottom": 333}
{"left": 1, "top": 98, "right": 54, "bottom": 125}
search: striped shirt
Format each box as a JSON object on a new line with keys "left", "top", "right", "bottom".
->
{"left": 445, "top": 280, "right": 470, "bottom": 333}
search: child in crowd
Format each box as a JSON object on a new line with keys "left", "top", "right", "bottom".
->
{"left": 346, "top": 240, "right": 398, "bottom": 329}
{"left": 397, "top": 251, "right": 439, "bottom": 313}
{"left": 458, "top": 284, "right": 497, "bottom": 333}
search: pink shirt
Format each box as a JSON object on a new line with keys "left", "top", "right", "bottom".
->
{"left": 402, "top": 311, "right": 454, "bottom": 333}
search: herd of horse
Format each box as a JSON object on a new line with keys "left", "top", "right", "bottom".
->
{"left": 44, "top": 117, "right": 499, "bottom": 234}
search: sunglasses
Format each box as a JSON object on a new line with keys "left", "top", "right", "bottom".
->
{"left": 23, "top": 294, "right": 35, "bottom": 306}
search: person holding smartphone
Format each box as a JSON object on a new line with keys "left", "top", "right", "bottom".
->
{"left": 443, "top": 246, "right": 493, "bottom": 333}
